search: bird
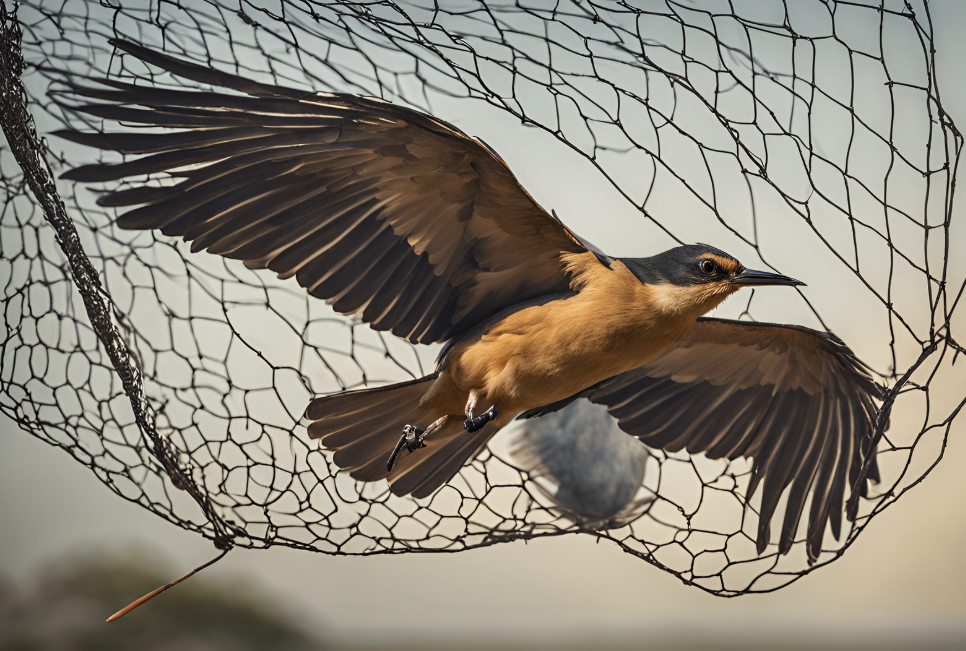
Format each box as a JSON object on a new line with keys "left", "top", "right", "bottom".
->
{"left": 53, "top": 39, "right": 882, "bottom": 563}
{"left": 505, "top": 399, "right": 653, "bottom": 529}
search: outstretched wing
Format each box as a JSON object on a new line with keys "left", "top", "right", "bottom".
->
{"left": 53, "top": 39, "right": 591, "bottom": 343}
{"left": 585, "top": 317, "right": 882, "bottom": 563}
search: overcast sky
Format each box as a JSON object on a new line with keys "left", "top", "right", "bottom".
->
{"left": 2, "top": 0, "right": 965, "bottom": 646}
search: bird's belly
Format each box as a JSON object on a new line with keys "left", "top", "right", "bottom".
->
{"left": 447, "top": 310, "right": 683, "bottom": 422}
{"left": 490, "top": 334, "right": 660, "bottom": 409}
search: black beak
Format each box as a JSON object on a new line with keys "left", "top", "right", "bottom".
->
{"left": 731, "top": 268, "right": 805, "bottom": 287}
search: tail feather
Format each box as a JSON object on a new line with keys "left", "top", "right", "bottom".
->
{"left": 319, "top": 400, "right": 424, "bottom": 449}
{"left": 351, "top": 452, "right": 401, "bottom": 483}
{"left": 306, "top": 375, "right": 434, "bottom": 420}
{"left": 306, "top": 374, "right": 496, "bottom": 496}
{"left": 407, "top": 428, "right": 494, "bottom": 499}
{"left": 331, "top": 402, "right": 425, "bottom": 469}
{"left": 388, "top": 424, "right": 493, "bottom": 498}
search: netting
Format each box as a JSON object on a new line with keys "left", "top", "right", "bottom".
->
{"left": 2, "top": 0, "right": 964, "bottom": 597}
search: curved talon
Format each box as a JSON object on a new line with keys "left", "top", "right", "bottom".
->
{"left": 386, "top": 424, "right": 427, "bottom": 471}
{"left": 464, "top": 405, "right": 498, "bottom": 433}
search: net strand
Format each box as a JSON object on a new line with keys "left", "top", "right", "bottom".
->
{"left": 1, "top": 0, "right": 963, "bottom": 597}
{"left": 0, "top": 3, "right": 237, "bottom": 551}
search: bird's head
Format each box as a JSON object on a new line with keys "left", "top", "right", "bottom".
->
{"left": 618, "top": 244, "right": 804, "bottom": 319}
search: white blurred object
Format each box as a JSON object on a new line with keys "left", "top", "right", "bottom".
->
{"left": 507, "top": 400, "right": 653, "bottom": 529}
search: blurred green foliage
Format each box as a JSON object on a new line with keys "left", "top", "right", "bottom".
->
{"left": 0, "top": 553, "right": 323, "bottom": 650}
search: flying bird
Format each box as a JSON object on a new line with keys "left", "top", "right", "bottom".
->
{"left": 54, "top": 39, "right": 882, "bottom": 563}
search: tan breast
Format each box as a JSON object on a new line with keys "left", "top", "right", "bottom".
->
{"left": 439, "top": 252, "right": 700, "bottom": 419}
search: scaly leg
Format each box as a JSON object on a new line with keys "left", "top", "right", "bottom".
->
{"left": 464, "top": 390, "right": 478, "bottom": 420}
{"left": 386, "top": 415, "right": 448, "bottom": 472}
{"left": 464, "top": 390, "right": 498, "bottom": 433}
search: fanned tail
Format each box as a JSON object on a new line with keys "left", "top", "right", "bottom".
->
{"left": 305, "top": 374, "right": 494, "bottom": 499}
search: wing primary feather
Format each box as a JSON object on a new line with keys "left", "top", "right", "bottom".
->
{"left": 106, "top": 38, "right": 307, "bottom": 98}
{"left": 409, "top": 431, "right": 493, "bottom": 499}
{"left": 741, "top": 395, "right": 785, "bottom": 507}
{"left": 586, "top": 318, "right": 881, "bottom": 563}
{"left": 777, "top": 395, "right": 829, "bottom": 555}
{"left": 755, "top": 393, "right": 813, "bottom": 554}
{"left": 805, "top": 401, "right": 847, "bottom": 562}
{"left": 53, "top": 125, "right": 291, "bottom": 155}
{"left": 827, "top": 393, "right": 857, "bottom": 542}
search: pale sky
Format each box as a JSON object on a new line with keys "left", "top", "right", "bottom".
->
{"left": 2, "top": 0, "right": 965, "bottom": 646}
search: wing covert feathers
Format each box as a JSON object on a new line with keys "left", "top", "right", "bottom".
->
{"left": 54, "top": 39, "right": 588, "bottom": 344}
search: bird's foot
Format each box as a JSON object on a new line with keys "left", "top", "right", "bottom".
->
{"left": 386, "top": 424, "right": 427, "bottom": 472}
{"left": 464, "top": 405, "right": 498, "bottom": 433}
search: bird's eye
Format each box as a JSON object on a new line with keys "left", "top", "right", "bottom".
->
{"left": 700, "top": 259, "right": 716, "bottom": 275}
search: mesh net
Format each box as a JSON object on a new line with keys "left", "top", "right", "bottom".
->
{"left": 2, "top": 0, "right": 964, "bottom": 596}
